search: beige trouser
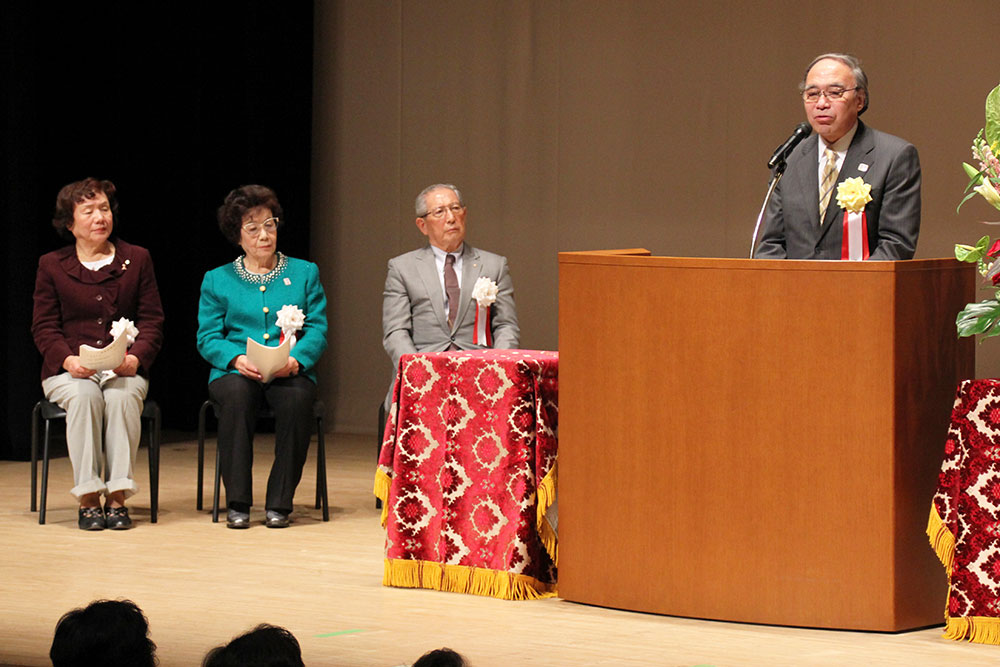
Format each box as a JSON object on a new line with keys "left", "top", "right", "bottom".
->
{"left": 41, "top": 372, "right": 148, "bottom": 500}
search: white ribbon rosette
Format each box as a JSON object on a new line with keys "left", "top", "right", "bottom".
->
{"left": 471, "top": 277, "right": 498, "bottom": 346}
{"left": 78, "top": 317, "right": 139, "bottom": 375}
{"left": 836, "top": 177, "right": 873, "bottom": 261}
{"left": 275, "top": 304, "right": 305, "bottom": 350}
{"left": 110, "top": 318, "right": 139, "bottom": 345}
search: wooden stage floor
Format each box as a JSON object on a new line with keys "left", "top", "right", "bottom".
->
{"left": 0, "top": 432, "right": 997, "bottom": 666}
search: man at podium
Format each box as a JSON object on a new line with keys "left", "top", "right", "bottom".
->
{"left": 754, "top": 53, "right": 921, "bottom": 260}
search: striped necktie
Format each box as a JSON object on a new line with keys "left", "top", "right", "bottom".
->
{"left": 819, "top": 148, "right": 838, "bottom": 223}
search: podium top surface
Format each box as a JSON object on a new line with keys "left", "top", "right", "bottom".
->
{"left": 558, "top": 249, "right": 964, "bottom": 274}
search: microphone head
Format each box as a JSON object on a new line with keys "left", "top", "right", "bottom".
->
{"left": 767, "top": 122, "right": 814, "bottom": 170}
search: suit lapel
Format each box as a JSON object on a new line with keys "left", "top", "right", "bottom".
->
{"left": 415, "top": 246, "right": 450, "bottom": 332}
{"left": 786, "top": 136, "right": 823, "bottom": 245}
{"left": 454, "top": 245, "right": 481, "bottom": 332}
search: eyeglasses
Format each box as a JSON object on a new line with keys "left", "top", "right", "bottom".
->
{"left": 802, "top": 86, "right": 859, "bottom": 104}
{"left": 242, "top": 217, "right": 279, "bottom": 235}
{"left": 420, "top": 204, "right": 465, "bottom": 219}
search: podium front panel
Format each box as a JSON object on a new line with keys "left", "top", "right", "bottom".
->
{"left": 557, "top": 253, "right": 973, "bottom": 631}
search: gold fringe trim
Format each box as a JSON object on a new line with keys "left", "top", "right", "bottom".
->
{"left": 374, "top": 469, "right": 392, "bottom": 527}
{"left": 927, "top": 506, "right": 1000, "bottom": 646}
{"left": 536, "top": 462, "right": 558, "bottom": 565}
{"left": 538, "top": 518, "right": 558, "bottom": 567}
{"left": 943, "top": 616, "right": 1000, "bottom": 645}
{"left": 383, "top": 558, "right": 557, "bottom": 601}
{"left": 926, "top": 504, "right": 955, "bottom": 574}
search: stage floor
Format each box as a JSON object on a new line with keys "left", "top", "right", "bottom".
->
{"left": 0, "top": 432, "right": 996, "bottom": 666}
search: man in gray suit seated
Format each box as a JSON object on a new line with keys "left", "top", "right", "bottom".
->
{"left": 382, "top": 183, "right": 519, "bottom": 408}
{"left": 754, "top": 53, "right": 921, "bottom": 260}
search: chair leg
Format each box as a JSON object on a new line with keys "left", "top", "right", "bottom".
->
{"left": 30, "top": 403, "right": 41, "bottom": 512}
{"left": 149, "top": 405, "right": 161, "bottom": 523}
{"left": 40, "top": 419, "right": 52, "bottom": 525}
{"left": 316, "top": 416, "right": 329, "bottom": 521}
{"left": 197, "top": 401, "right": 209, "bottom": 511}
{"left": 212, "top": 444, "right": 222, "bottom": 523}
{"left": 314, "top": 428, "right": 321, "bottom": 510}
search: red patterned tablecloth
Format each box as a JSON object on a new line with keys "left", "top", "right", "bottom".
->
{"left": 375, "top": 349, "right": 558, "bottom": 600}
{"left": 929, "top": 378, "right": 1000, "bottom": 644}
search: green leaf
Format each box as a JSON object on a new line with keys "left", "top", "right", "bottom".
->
{"left": 962, "top": 167, "right": 986, "bottom": 197}
{"left": 958, "top": 310, "right": 1000, "bottom": 337}
{"left": 955, "top": 236, "right": 990, "bottom": 261}
{"left": 956, "top": 244, "right": 976, "bottom": 261}
{"left": 965, "top": 161, "right": 984, "bottom": 180}
{"left": 985, "top": 84, "right": 1000, "bottom": 147}
{"left": 957, "top": 313, "right": 993, "bottom": 337}
{"left": 957, "top": 298, "right": 1000, "bottom": 337}
{"left": 958, "top": 191, "right": 982, "bottom": 214}
{"left": 978, "top": 316, "right": 1000, "bottom": 341}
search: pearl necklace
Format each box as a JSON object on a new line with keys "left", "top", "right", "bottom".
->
{"left": 233, "top": 252, "right": 287, "bottom": 284}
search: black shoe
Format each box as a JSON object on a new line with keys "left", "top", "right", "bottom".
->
{"left": 105, "top": 506, "right": 133, "bottom": 530}
{"left": 265, "top": 509, "right": 290, "bottom": 528}
{"left": 227, "top": 509, "right": 251, "bottom": 529}
{"left": 78, "top": 507, "right": 106, "bottom": 531}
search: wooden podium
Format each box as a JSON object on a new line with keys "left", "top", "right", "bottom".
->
{"left": 557, "top": 250, "right": 975, "bottom": 631}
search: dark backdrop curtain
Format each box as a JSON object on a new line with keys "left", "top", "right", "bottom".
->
{"left": 1, "top": 3, "right": 314, "bottom": 459}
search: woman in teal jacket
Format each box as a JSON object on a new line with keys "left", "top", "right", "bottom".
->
{"left": 197, "top": 185, "right": 328, "bottom": 529}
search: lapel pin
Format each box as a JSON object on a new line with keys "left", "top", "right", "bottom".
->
{"left": 283, "top": 277, "right": 291, "bottom": 286}
{"left": 858, "top": 163, "right": 869, "bottom": 172}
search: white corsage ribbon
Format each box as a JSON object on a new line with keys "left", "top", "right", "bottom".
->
{"left": 471, "top": 277, "right": 498, "bottom": 346}
{"left": 109, "top": 318, "right": 139, "bottom": 346}
{"left": 275, "top": 304, "right": 306, "bottom": 350}
{"left": 842, "top": 211, "right": 870, "bottom": 261}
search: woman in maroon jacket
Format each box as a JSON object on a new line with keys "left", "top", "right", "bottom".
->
{"left": 31, "top": 178, "right": 164, "bottom": 531}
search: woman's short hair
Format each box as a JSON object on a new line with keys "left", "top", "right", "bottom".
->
{"left": 52, "top": 178, "right": 119, "bottom": 242}
{"left": 217, "top": 184, "right": 284, "bottom": 245}
{"left": 50, "top": 599, "right": 157, "bottom": 667}
{"left": 202, "top": 624, "right": 303, "bottom": 667}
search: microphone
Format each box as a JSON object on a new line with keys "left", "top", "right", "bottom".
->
{"left": 766, "top": 122, "right": 812, "bottom": 170}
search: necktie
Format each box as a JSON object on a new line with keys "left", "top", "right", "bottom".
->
{"left": 819, "top": 148, "right": 838, "bottom": 223}
{"left": 444, "top": 254, "right": 460, "bottom": 329}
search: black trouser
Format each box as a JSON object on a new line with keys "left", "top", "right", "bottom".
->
{"left": 208, "top": 373, "right": 316, "bottom": 513}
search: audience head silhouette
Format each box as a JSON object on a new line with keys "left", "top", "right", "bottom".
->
{"left": 413, "top": 647, "right": 468, "bottom": 667}
{"left": 202, "top": 623, "right": 304, "bottom": 667}
{"left": 50, "top": 599, "right": 156, "bottom": 667}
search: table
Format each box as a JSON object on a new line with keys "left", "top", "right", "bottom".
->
{"left": 929, "top": 378, "right": 1000, "bottom": 645}
{"left": 375, "top": 349, "right": 558, "bottom": 600}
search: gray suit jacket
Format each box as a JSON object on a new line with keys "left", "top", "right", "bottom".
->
{"left": 382, "top": 244, "right": 519, "bottom": 406}
{"left": 754, "top": 121, "right": 921, "bottom": 260}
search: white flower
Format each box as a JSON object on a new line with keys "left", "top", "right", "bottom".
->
{"left": 109, "top": 318, "right": 139, "bottom": 345}
{"left": 275, "top": 304, "right": 306, "bottom": 332}
{"left": 472, "top": 277, "right": 498, "bottom": 307}
{"left": 974, "top": 179, "right": 1000, "bottom": 211}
